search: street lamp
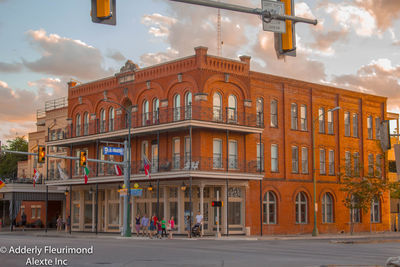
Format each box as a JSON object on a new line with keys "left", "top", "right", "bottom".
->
{"left": 100, "top": 98, "right": 132, "bottom": 237}
{"left": 312, "top": 106, "right": 340, "bottom": 237}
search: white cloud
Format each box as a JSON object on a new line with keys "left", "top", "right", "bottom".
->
{"left": 324, "top": 3, "right": 377, "bottom": 37}
{"left": 22, "top": 29, "right": 114, "bottom": 81}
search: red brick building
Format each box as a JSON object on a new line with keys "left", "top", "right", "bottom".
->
{"left": 46, "top": 47, "right": 390, "bottom": 235}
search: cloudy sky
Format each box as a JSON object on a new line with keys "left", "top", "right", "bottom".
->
{"left": 0, "top": 0, "right": 400, "bottom": 142}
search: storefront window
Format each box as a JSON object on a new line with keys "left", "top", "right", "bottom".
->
{"left": 152, "top": 202, "right": 164, "bottom": 219}
{"left": 108, "top": 203, "right": 119, "bottom": 225}
{"left": 73, "top": 204, "right": 80, "bottom": 224}
{"left": 84, "top": 204, "right": 92, "bottom": 224}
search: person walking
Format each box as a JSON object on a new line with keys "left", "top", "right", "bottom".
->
{"left": 168, "top": 216, "right": 175, "bottom": 239}
{"left": 195, "top": 212, "right": 203, "bottom": 237}
{"left": 151, "top": 214, "right": 158, "bottom": 237}
{"left": 21, "top": 212, "right": 27, "bottom": 231}
{"left": 65, "top": 216, "right": 71, "bottom": 233}
{"left": 140, "top": 214, "right": 149, "bottom": 237}
{"left": 161, "top": 217, "right": 167, "bottom": 238}
{"left": 57, "top": 216, "right": 63, "bottom": 232}
{"left": 185, "top": 215, "right": 191, "bottom": 238}
{"left": 156, "top": 220, "right": 162, "bottom": 239}
{"left": 135, "top": 214, "right": 141, "bottom": 237}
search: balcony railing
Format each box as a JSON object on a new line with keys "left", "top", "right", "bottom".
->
{"left": 52, "top": 156, "right": 261, "bottom": 182}
{"left": 57, "top": 105, "right": 262, "bottom": 140}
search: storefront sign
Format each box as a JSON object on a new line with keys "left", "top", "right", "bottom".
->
{"left": 118, "top": 188, "right": 143, "bottom": 197}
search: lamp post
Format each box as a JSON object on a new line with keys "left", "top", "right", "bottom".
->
{"left": 100, "top": 98, "right": 132, "bottom": 237}
{"left": 312, "top": 106, "right": 340, "bottom": 237}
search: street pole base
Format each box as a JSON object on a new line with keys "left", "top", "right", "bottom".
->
{"left": 216, "top": 232, "right": 221, "bottom": 238}
{"left": 312, "top": 228, "right": 319, "bottom": 236}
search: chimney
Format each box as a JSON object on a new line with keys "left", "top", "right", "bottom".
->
{"left": 194, "top": 46, "right": 208, "bottom": 68}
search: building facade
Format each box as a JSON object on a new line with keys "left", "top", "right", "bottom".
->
{"left": 46, "top": 47, "right": 390, "bottom": 235}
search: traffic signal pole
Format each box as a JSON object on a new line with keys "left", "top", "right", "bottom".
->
{"left": 169, "top": 0, "right": 317, "bottom": 25}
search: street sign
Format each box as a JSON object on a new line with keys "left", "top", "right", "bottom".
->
{"left": 103, "top": 146, "right": 124, "bottom": 156}
{"left": 261, "top": 0, "right": 285, "bottom": 33}
{"left": 118, "top": 188, "right": 143, "bottom": 197}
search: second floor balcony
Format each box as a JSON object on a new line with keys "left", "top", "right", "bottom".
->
{"left": 49, "top": 105, "right": 263, "bottom": 145}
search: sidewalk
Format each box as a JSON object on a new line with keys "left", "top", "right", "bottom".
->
{"left": 2, "top": 229, "right": 400, "bottom": 243}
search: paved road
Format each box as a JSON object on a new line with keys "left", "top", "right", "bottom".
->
{"left": 0, "top": 233, "right": 399, "bottom": 267}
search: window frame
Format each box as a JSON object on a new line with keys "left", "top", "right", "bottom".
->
{"left": 263, "top": 191, "right": 277, "bottom": 224}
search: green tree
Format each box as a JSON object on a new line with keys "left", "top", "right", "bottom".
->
{"left": 0, "top": 136, "right": 28, "bottom": 179}
{"left": 339, "top": 155, "right": 389, "bottom": 235}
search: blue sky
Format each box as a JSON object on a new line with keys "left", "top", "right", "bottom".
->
{"left": 1, "top": 0, "right": 400, "bottom": 141}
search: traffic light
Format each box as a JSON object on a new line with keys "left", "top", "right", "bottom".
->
{"left": 38, "top": 145, "right": 46, "bottom": 163}
{"left": 91, "top": 0, "right": 116, "bottom": 25}
{"left": 211, "top": 201, "right": 223, "bottom": 207}
{"left": 274, "top": 0, "right": 296, "bottom": 57}
{"left": 80, "top": 151, "right": 87, "bottom": 167}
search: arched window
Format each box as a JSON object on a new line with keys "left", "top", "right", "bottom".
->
{"left": 109, "top": 107, "right": 115, "bottom": 131}
{"left": 153, "top": 98, "right": 159, "bottom": 124}
{"left": 213, "top": 93, "right": 222, "bottom": 121}
{"left": 83, "top": 112, "right": 89, "bottom": 135}
{"left": 228, "top": 95, "right": 237, "bottom": 122}
{"left": 295, "top": 192, "right": 307, "bottom": 224}
{"left": 371, "top": 196, "right": 381, "bottom": 223}
{"left": 173, "top": 94, "right": 181, "bottom": 121}
{"left": 322, "top": 193, "right": 333, "bottom": 223}
{"left": 350, "top": 195, "right": 361, "bottom": 223}
{"left": 100, "top": 109, "right": 106, "bottom": 133}
{"left": 263, "top": 191, "right": 277, "bottom": 224}
{"left": 185, "top": 92, "right": 192, "bottom": 119}
{"left": 142, "top": 100, "right": 149, "bottom": 126}
{"left": 75, "top": 114, "right": 81, "bottom": 137}
{"left": 256, "top": 97, "right": 264, "bottom": 126}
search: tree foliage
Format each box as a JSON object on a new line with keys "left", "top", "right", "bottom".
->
{"left": 0, "top": 136, "right": 28, "bottom": 178}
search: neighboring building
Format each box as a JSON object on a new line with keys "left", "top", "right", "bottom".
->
{"left": 0, "top": 98, "right": 68, "bottom": 228}
{"left": 388, "top": 112, "right": 399, "bottom": 231}
{"left": 46, "top": 47, "right": 390, "bottom": 235}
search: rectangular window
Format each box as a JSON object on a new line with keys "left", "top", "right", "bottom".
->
{"left": 228, "top": 140, "right": 238, "bottom": 169}
{"left": 375, "top": 117, "right": 381, "bottom": 140}
{"left": 327, "top": 110, "right": 334, "bottom": 134}
{"left": 300, "top": 105, "right": 307, "bottom": 131}
{"left": 353, "top": 152, "right": 360, "bottom": 177}
{"left": 257, "top": 143, "right": 264, "bottom": 172}
{"left": 172, "top": 138, "right": 180, "bottom": 169}
{"left": 376, "top": 154, "right": 382, "bottom": 178}
{"left": 344, "top": 112, "right": 350, "bottom": 137}
{"left": 319, "top": 108, "right": 325, "bottom": 134}
{"left": 213, "top": 139, "right": 222, "bottom": 168}
{"left": 367, "top": 116, "right": 373, "bottom": 139}
{"left": 292, "top": 146, "right": 299, "bottom": 173}
{"left": 345, "top": 151, "right": 351, "bottom": 176}
{"left": 352, "top": 113, "right": 358, "bottom": 138}
{"left": 320, "top": 149, "right": 326, "bottom": 175}
{"left": 291, "top": 103, "right": 298, "bottom": 130}
{"left": 141, "top": 141, "right": 148, "bottom": 170}
{"left": 270, "top": 100, "right": 278, "bottom": 127}
{"left": 228, "top": 202, "right": 242, "bottom": 225}
{"left": 368, "top": 154, "right": 374, "bottom": 177}
{"left": 151, "top": 144, "right": 158, "bottom": 173}
{"left": 301, "top": 147, "right": 308, "bottom": 174}
{"left": 328, "top": 150, "right": 335, "bottom": 175}
{"left": 271, "top": 144, "right": 278, "bottom": 172}
{"left": 184, "top": 137, "right": 191, "bottom": 166}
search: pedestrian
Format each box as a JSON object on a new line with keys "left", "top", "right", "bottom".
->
{"left": 157, "top": 220, "right": 162, "bottom": 239}
{"left": 149, "top": 218, "right": 155, "bottom": 239}
{"left": 195, "top": 212, "right": 203, "bottom": 237}
{"left": 140, "top": 214, "right": 149, "bottom": 237}
{"left": 152, "top": 214, "right": 158, "bottom": 237}
{"left": 21, "top": 212, "right": 27, "bottom": 231}
{"left": 161, "top": 217, "right": 167, "bottom": 238}
{"left": 185, "top": 215, "right": 191, "bottom": 238}
{"left": 168, "top": 216, "right": 175, "bottom": 239}
{"left": 57, "top": 216, "right": 63, "bottom": 232}
{"left": 135, "top": 214, "right": 141, "bottom": 237}
{"left": 65, "top": 216, "right": 71, "bottom": 233}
